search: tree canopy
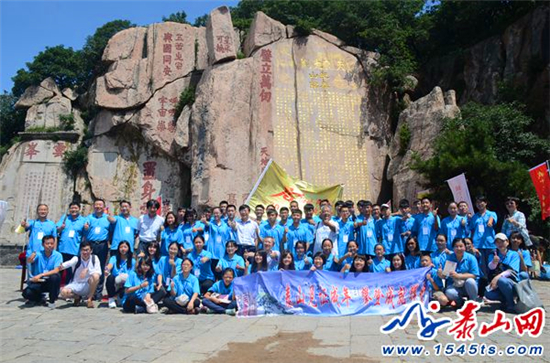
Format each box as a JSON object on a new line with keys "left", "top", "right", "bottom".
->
{"left": 162, "top": 11, "right": 189, "bottom": 24}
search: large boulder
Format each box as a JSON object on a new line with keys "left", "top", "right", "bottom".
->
{"left": 206, "top": 6, "right": 237, "bottom": 65}
{"left": 86, "top": 128, "right": 190, "bottom": 211}
{"left": 15, "top": 78, "right": 60, "bottom": 108}
{"left": 25, "top": 96, "right": 72, "bottom": 130}
{"left": 387, "top": 87, "right": 460, "bottom": 202}
{"left": 0, "top": 140, "right": 75, "bottom": 245}
{"left": 244, "top": 11, "right": 286, "bottom": 57}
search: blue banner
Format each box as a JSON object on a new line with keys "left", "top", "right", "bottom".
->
{"left": 234, "top": 267, "right": 430, "bottom": 317}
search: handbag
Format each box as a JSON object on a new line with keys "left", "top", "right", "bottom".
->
{"left": 145, "top": 299, "right": 159, "bottom": 314}
{"left": 513, "top": 279, "right": 544, "bottom": 314}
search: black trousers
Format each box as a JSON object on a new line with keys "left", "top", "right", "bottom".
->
{"left": 22, "top": 274, "right": 61, "bottom": 303}
{"left": 162, "top": 296, "right": 200, "bottom": 314}
{"left": 106, "top": 274, "right": 123, "bottom": 298}
{"left": 199, "top": 279, "right": 215, "bottom": 295}
{"left": 90, "top": 240, "right": 109, "bottom": 300}
{"left": 122, "top": 289, "right": 165, "bottom": 313}
{"left": 61, "top": 253, "right": 76, "bottom": 283}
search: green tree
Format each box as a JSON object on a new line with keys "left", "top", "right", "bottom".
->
{"left": 412, "top": 102, "right": 550, "bottom": 234}
{"left": 193, "top": 14, "right": 209, "bottom": 27}
{"left": 0, "top": 92, "right": 26, "bottom": 158}
{"left": 11, "top": 45, "right": 85, "bottom": 97}
{"left": 163, "top": 11, "right": 189, "bottom": 24}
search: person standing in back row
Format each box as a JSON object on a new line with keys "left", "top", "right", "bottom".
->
{"left": 137, "top": 199, "right": 164, "bottom": 256}
{"left": 83, "top": 199, "right": 110, "bottom": 301}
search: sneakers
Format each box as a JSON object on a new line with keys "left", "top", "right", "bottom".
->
{"left": 135, "top": 306, "right": 146, "bottom": 314}
{"left": 160, "top": 307, "right": 169, "bottom": 314}
{"left": 48, "top": 302, "right": 56, "bottom": 310}
{"left": 225, "top": 308, "right": 236, "bottom": 316}
{"left": 108, "top": 298, "right": 117, "bottom": 309}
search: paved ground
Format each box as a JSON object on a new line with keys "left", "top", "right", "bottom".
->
{"left": 0, "top": 268, "right": 549, "bottom": 363}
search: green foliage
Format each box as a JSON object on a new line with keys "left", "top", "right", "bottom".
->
{"left": 58, "top": 113, "right": 75, "bottom": 131}
{"left": 174, "top": 86, "right": 196, "bottom": 119}
{"left": 63, "top": 145, "right": 88, "bottom": 178}
{"left": 11, "top": 46, "right": 86, "bottom": 97}
{"left": 236, "top": 51, "right": 246, "bottom": 59}
{"left": 398, "top": 122, "right": 411, "bottom": 156}
{"left": 193, "top": 14, "right": 209, "bottom": 27}
{"left": 0, "top": 92, "right": 25, "bottom": 147}
{"left": 163, "top": 11, "right": 189, "bottom": 24}
{"left": 25, "top": 126, "right": 62, "bottom": 133}
{"left": 412, "top": 102, "right": 550, "bottom": 234}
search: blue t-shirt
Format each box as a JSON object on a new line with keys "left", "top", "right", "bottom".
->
{"left": 440, "top": 216, "right": 468, "bottom": 248}
{"left": 85, "top": 214, "right": 111, "bottom": 242}
{"left": 123, "top": 271, "right": 154, "bottom": 303}
{"left": 446, "top": 252, "right": 480, "bottom": 282}
{"left": 217, "top": 255, "right": 245, "bottom": 277}
{"left": 370, "top": 257, "right": 390, "bottom": 273}
{"left": 179, "top": 221, "right": 205, "bottom": 250}
{"left": 429, "top": 267, "right": 444, "bottom": 291}
{"left": 337, "top": 220, "right": 355, "bottom": 259}
{"left": 294, "top": 255, "right": 312, "bottom": 271}
{"left": 110, "top": 215, "right": 139, "bottom": 251}
{"left": 470, "top": 210, "right": 498, "bottom": 249}
{"left": 376, "top": 217, "right": 401, "bottom": 255}
{"left": 487, "top": 249, "right": 520, "bottom": 274}
{"left": 208, "top": 280, "right": 233, "bottom": 300}
{"left": 169, "top": 273, "right": 200, "bottom": 298}
{"left": 323, "top": 253, "right": 338, "bottom": 271}
{"left": 412, "top": 213, "right": 440, "bottom": 252}
{"left": 26, "top": 219, "right": 57, "bottom": 256}
{"left": 56, "top": 215, "right": 85, "bottom": 256}
{"left": 301, "top": 216, "right": 321, "bottom": 234}
{"left": 278, "top": 219, "right": 293, "bottom": 229}
{"left": 160, "top": 227, "right": 183, "bottom": 257}
{"left": 158, "top": 256, "right": 183, "bottom": 285}
{"left": 30, "top": 250, "right": 63, "bottom": 277}
{"left": 259, "top": 223, "right": 285, "bottom": 251}
{"left": 405, "top": 254, "right": 421, "bottom": 270}
{"left": 355, "top": 215, "right": 377, "bottom": 256}
{"left": 286, "top": 224, "right": 313, "bottom": 255}
{"left": 431, "top": 249, "right": 449, "bottom": 269}
{"left": 207, "top": 221, "right": 232, "bottom": 260}
{"left": 107, "top": 255, "right": 135, "bottom": 277}
{"left": 189, "top": 249, "right": 214, "bottom": 281}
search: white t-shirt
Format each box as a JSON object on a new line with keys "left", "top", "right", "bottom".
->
{"left": 313, "top": 221, "right": 339, "bottom": 256}
{"left": 62, "top": 255, "right": 101, "bottom": 284}
{"left": 138, "top": 214, "right": 164, "bottom": 242}
{"left": 236, "top": 219, "right": 258, "bottom": 247}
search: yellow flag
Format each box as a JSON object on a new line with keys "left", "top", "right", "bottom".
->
{"left": 246, "top": 159, "right": 343, "bottom": 213}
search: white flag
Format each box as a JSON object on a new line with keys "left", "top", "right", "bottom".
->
{"left": 446, "top": 174, "right": 474, "bottom": 212}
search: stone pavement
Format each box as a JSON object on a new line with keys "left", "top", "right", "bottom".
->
{"left": 0, "top": 268, "right": 548, "bottom": 363}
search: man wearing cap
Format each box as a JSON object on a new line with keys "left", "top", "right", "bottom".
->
{"left": 484, "top": 233, "right": 520, "bottom": 313}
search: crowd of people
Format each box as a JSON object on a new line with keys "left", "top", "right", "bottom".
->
{"left": 20, "top": 195, "right": 547, "bottom": 315}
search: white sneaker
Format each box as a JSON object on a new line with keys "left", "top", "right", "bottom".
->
{"left": 48, "top": 302, "right": 55, "bottom": 309}
{"left": 108, "top": 298, "right": 117, "bottom": 309}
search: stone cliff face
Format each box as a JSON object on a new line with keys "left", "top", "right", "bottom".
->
{"left": 0, "top": 6, "right": 466, "bottom": 246}
{"left": 417, "top": 6, "right": 549, "bottom": 128}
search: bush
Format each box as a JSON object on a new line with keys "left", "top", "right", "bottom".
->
{"left": 25, "top": 126, "right": 62, "bottom": 133}
{"left": 398, "top": 123, "right": 411, "bottom": 156}
{"left": 59, "top": 113, "right": 75, "bottom": 131}
{"left": 63, "top": 145, "right": 88, "bottom": 178}
{"left": 174, "top": 86, "right": 196, "bottom": 120}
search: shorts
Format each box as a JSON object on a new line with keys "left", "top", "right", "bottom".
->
{"left": 64, "top": 282, "right": 90, "bottom": 297}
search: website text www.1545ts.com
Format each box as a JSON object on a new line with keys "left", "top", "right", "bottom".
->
{"left": 381, "top": 343, "right": 544, "bottom": 357}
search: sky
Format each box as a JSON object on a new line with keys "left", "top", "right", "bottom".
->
{"left": 0, "top": 0, "right": 239, "bottom": 93}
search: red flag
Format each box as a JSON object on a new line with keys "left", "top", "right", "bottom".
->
{"left": 529, "top": 161, "right": 550, "bottom": 220}
{"left": 156, "top": 195, "right": 162, "bottom": 216}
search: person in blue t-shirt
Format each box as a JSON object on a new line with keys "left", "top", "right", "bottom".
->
{"left": 159, "top": 212, "right": 183, "bottom": 257}
{"left": 421, "top": 254, "right": 449, "bottom": 307}
{"left": 440, "top": 202, "right": 468, "bottom": 248}
{"left": 122, "top": 258, "right": 156, "bottom": 314}
{"left": 470, "top": 196, "right": 498, "bottom": 277}
{"left": 83, "top": 199, "right": 111, "bottom": 300}
{"left": 431, "top": 234, "right": 451, "bottom": 269}
{"left": 412, "top": 198, "right": 440, "bottom": 252}
{"left": 484, "top": 233, "right": 520, "bottom": 312}
{"left": 368, "top": 244, "right": 391, "bottom": 273}
{"left": 202, "top": 268, "right": 237, "bottom": 315}
{"left": 205, "top": 207, "right": 232, "bottom": 280}
{"left": 259, "top": 209, "right": 285, "bottom": 252}
{"left": 338, "top": 240, "right": 359, "bottom": 272}
{"left": 286, "top": 210, "right": 313, "bottom": 256}
{"left": 509, "top": 232, "right": 532, "bottom": 281}
{"left": 278, "top": 250, "right": 296, "bottom": 271}
{"left": 107, "top": 200, "right": 139, "bottom": 252}
{"left": 22, "top": 235, "right": 63, "bottom": 308}
{"left": 188, "top": 235, "right": 215, "bottom": 294}
{"left": 294, "top": 241, "right": 312, "bottom": 271}
{"left": 22, "top": 204, "right": 57, "bottom": 260}
{"left": 56, "top": 202, "right": 85, "bottom": 283}
{"left": 301, "top": 203, "right": 321, "bottom": 235}
{"left": 278, "top": 207, "right": 292, "bottom": 229}
{"left": 354, "top": 201, "right": 377, "bottom": 257}
{"left": 216, "top": 241, "right": 246, "bottom": 277}
{"left": 376, "top": 204, "right": 401, "bottom": 256}
{"left": 391, "top": 254, "right": 406, "bottom": 271}
{"left": 395, "top": 199, "right": 415, "bottom": 253}
{"left": 179, "top": 208, "right": 205, "bottom": 255}
{"left": 245, "top": 250, "right": 268, "bottom": 275}
{"left": 310, "top": 252, "right": 326, "bottom": 271}
{"left": 162, "top": 258, "right": 201, "bottom": 314}
{"left": 404, "top": 236, "right": 421, "bottom": 270}
{"left": 104, "top": 241, "right": 134, "bottom": 308}
{"left": 441, "top": 238, "right": 480, "bottom": 307}
{"left": 320, "top": 238, "right": 338, "bottom": 271}
{"left": 337, "top": 204, "right": 355, "bottom": 259}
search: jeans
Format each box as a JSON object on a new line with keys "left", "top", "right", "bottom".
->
{"left": 445, "top": 278, "right": 478, "bottom": 306}
{"left": 485, "top": 277, "right": 516, "bottom": 311}
{"left": 202, "top": 298, "right": 236, "bottom": 313}
{"left": 518, "top": 271, "right": 530, "bottom": 281}
{"left": 162, "top": 296, "right": 200, "bottom": 314}
{"left": 90, "top": 240, "right": 109, "bottom": 300}
{"left": 22, "top": 274, "right": 61, "bottom": 303}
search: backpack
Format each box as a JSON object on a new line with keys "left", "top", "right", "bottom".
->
{"left": 514, "top": 279, "right": 544, "bottom": 314}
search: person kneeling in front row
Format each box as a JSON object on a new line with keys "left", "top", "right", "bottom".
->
{"left": 60, "top": 241, "right": 101, "bottom": 308}
{"left": 202, "top": 268, "right": 237, "bottom": 315}
{"left": 162, "top": 258, "right": 200, "bottom": 314}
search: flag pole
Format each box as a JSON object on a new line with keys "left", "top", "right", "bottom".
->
{"left": 245, "top": 159, "right": 273, "bottom": 205}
